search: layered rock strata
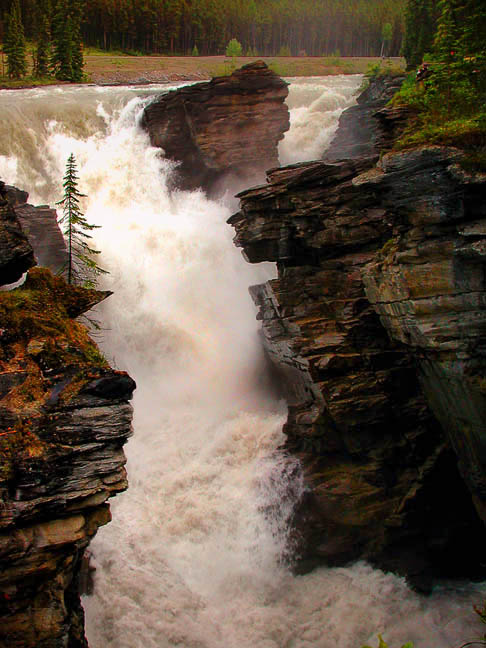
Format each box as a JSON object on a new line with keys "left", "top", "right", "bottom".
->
{"left": 0, "top": 188, "right": 135, "bottom": 647}
{"left": 5, "top": 184, "right": 68, "bottom": 276}
{"left": 141, "top": 61, "right": 289, "bottom": 193}
{"left": 359, "top": 147, "right": 486, "bottom": 526}
{"left": 324, "top": 75, "right": 406, "bottom": 162}
{"left": 0, "top": 181, "right": 35, "bottom": 286}
{"left": 229, "top": 147, "right": 486, "bottom": 586}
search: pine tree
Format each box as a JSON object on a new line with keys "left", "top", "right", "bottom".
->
{"left": 34, "top": 0, "right": 52, "bottom": 78}
{"left": 4, "top": 0, "right": 27, "bottom": 79}
{"left": 57, "top": 153, "right": 107, "bottom": 288}
{"left": 50, "top": 0, "right": 84, "bottom": 82}
{"left": 456, "top": 0, "right": 486, "bottom": 100}
{"left": 432, "top": 0, "right": 465, "bottom": 113}
{"left": 51, "top": 0, "right": 72, "bottom": 80}
{"left": 69, "top": 0, "right": 84, "bottom": 82}
{"left": 226, "top": 38, "right": 242, "bottom": 58}
{"left": 380, "top": 23, "right": 393, "bottom": 58}
{"left": 402, "top": 0, "right": 439, "bottom": 68}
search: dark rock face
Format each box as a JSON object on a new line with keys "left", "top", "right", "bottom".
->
{"left": 5, "top": 184, "right": 68, "bottom": 276}
{"left": 359, "top": 147, "right": 486, "bottom": 528}
{"left": 229, "top": 143, "right": 486, "bottom": 585}
{"left": 0, "top": 181, "right": 35, "bottom": 286}
{"left": 0, "top": 268, "right": 136, "bottom": 647}
{"left": 141, "top": 61, "right": 290, "bottom": 193}
{"left": 325, "top": 75, "right": 406, "bottom": 162}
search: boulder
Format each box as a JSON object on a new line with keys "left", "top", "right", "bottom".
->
{"left": 141, "top": 61, "right": 290, "bottom": 193}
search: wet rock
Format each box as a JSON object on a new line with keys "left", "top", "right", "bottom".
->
{"left": 229, "top": 142, "right": 486, "bottom": 584}
{"left": 0, "top": 181, "right": 35, "bottom": 286}
{"left": 360, "top": 147, "right": 486, "bottom": 526}
{"left": 141, "top": 61, "right": 289, "bottom": 193}
{"left": 3, "top": 183, "right": 68, "bottom": 278}
{"left": 0, "top": 267, "right": 135, "bottom": 647}
{"left": 325, "top": 75, "right": 406, "bottom": 162}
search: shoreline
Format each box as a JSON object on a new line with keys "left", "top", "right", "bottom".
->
{"left": 0, "top": 55, "right": 404, "bottom": 91}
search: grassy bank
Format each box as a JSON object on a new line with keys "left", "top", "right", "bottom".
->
{"left": 0, "top": 51, "right": 405, "bottom": 88}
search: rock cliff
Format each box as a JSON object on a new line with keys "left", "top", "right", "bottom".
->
{"left": 0, "top": 181, "right": 35, "bottom": 286}
{"left": 0, "top": 188, "right": 135, "bottom": 647}
{"left": 141, "top": 61, "right": 289, "bottom": 193}
{"left": 6, "top": 185, "right": 68, "bottom": 277}
{"left": 229, "top": 82, "right": 486, "bottom": 587}
{"left": 324, "top": 75, "right": 406, "bottom": 162}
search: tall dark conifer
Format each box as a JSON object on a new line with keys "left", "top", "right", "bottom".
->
{"left": 51, "top": 0, "right": 84, "bottom": 81}
{"left": 69, "top": 0, "right": 84, "bottom": 81}
{"left": 34, "top": 0, "right": 52, "bottom": 77}
{"left": 402, "top": 0, "right": 439, "bottom": 68}
{"left": 51, "top": 0, "right": 72, "bottom": 79}
{"left": 458, "top": 0, "right": 486, "bottom": 99}
{"left": 4, "top": 0, "right": 27, "bottom": 79}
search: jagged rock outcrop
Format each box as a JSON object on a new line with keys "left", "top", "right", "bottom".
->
{"left": 358, "top": 146, "right": 486, "bottom": 526}
{"left": 0, "top": 181, "right": 35, "bottom": 285}
{"left": 229, "top": 118, "right": 486, "bottom": 586}
{"left": 16, "top": 206, "right": 67, "bottom": 277}
{"left": 5, "top": 184, "right": 68, "bottom": 276}
{"left": 141, "top": 61, "right": 289, "bottom": 193}
{"left": 0, "top": 188, "right": 135, "bottom": 647}
{"left": 325, "top": 75, "right": 406, "bottom": 162}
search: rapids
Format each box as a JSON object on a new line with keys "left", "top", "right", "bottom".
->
{"left": 0, "top": 78, "right": 484, "bottom": 648}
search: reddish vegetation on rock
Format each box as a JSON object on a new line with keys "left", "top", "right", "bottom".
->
{"left": 141, "top": 60, "right": 290, "bottom": 193}
{"left": 0, "top": 186, "right": 136, "bottom": 647}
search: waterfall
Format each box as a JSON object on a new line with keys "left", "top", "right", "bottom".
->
{"left": 278, "top": 75, "right": 362, "bottom": 165}
{"left": 0, "top": 79, "right": 484, "bottom": 648}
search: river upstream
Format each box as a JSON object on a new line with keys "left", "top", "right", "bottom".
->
{"left": 0, "top": 76, "right": 484, "bottom": 648}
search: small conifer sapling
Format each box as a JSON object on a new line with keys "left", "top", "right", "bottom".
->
{"left": 57, "top": 153, "right": 107, "bottom": 288}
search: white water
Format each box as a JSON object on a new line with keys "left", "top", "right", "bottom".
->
{"left": 0, "top": 79, "right": 484, "bottom": 648}
{"left": 279, "top": 76, "right": 362, "bottom": 165}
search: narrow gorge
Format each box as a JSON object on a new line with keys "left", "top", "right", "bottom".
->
{"left": 0, "top": 64, "right": 485, "bottom": 648}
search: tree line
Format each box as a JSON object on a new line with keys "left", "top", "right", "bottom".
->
{"left": 403, "top": 0, "right": 485, "bottom": 73}
{"left": 396, "top": 0, "right": 485, "bottom": 149}
{"left": 0, "top": 0, "right": 406, "bottom": 60}
{"left": 1, "top": 0, "right": 84, "bottom": 80}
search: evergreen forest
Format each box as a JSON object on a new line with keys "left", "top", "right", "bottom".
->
{"left": 0, "top": 0, "right": 406, "bottom": 58}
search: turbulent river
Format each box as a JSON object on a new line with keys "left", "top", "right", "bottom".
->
{"left": 0, "top": 76, "right": 484, "bottom": 648}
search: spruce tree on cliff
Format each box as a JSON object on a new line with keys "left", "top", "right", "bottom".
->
{"left": 57, "top": 154, "right": 107, "bottom": 287}
{"left": 4, "top": 0, "right": 27, "bottom": 79}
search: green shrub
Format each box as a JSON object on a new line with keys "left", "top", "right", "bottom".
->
{"left": 225, "top": 38, "right": 242, "bottom": 58}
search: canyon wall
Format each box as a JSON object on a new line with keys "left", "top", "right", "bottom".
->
{"left": 229, "top": 80, "right": 486, "bottom": 589}
{"left": 0, "top": 185, "right": 135, "bottom": 647}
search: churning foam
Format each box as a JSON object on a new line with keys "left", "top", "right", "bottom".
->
{"left": 278, "top": 75, "right": 363, "bottom": 165}
{"left": 0, "top": 81, "right": 484, "bottom": 648}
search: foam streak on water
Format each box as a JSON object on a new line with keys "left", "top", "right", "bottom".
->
{"left": 0, "top": 80, "right": 484, "bottom": 648}
{"left": 279, "top": 75, "right": 362, "bottom": 165}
